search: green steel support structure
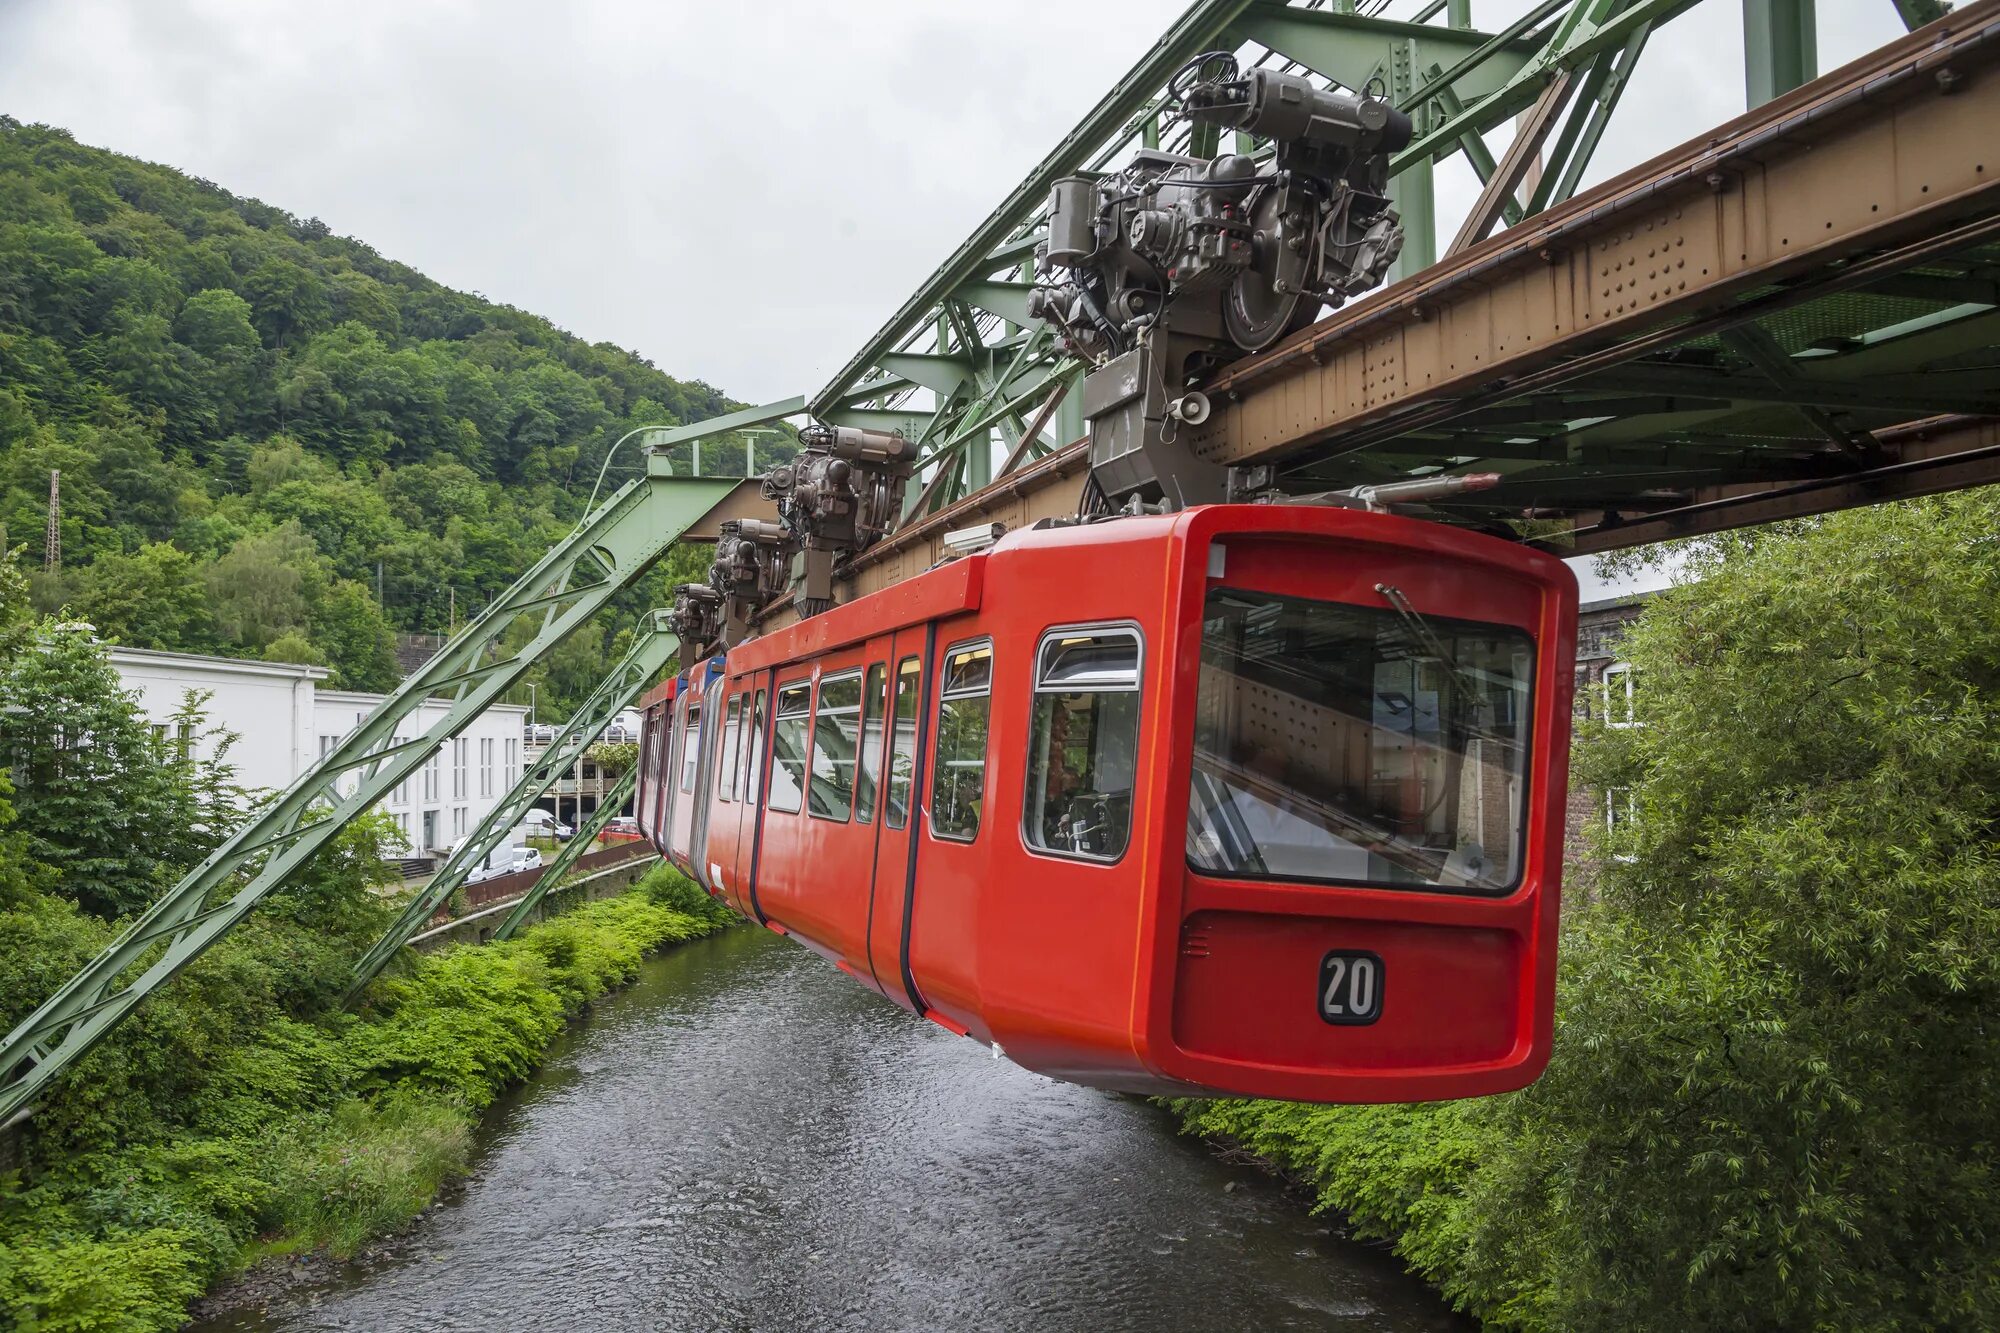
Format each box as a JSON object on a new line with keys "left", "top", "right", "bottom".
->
{"left": 343, "top": 620, "right": 681, "bottom": 998}
{"left": 0, "top": 463, "right": 734, "bottom": 1124}
{"left": 491, "top": 768, "right": 643, "bottom": 943}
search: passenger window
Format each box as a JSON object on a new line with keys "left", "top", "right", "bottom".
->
{"left": 809, "top": 671, "right": 861, "bottom": 821}
{"left": 1024, "top": 627, "right": 1142, "bottom": 861}
{"left": 769, "top": 683, "right": 809, "bottom": 814}
{"left": 679, "top": 702, "right": 703, "bottom": 794}
{"left": 745, "top": 688, "right": 765, "bottom": 805}
{"left": 930, "top": 641, "right": 991, "bottom": 842}
{"left": 885, "top": 657, "right": 921, "bottom": 830}
{"left": 718, "top": 697, "right": 741, "bottom": 802}
{"left": 856, "top": 663, "right": 887, "bottom": 824}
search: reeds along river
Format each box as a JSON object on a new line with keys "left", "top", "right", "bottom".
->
{"left": 192, "top": 924, "right": 1471, "bottom": 1332}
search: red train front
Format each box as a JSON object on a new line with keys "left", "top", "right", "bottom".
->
{"left": 639, "top": 503, "right": 1576, "bottom": 1103}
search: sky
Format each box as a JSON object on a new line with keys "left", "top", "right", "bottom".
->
{"left": 0, "top": 0, "right": 1909, "bottom": 411}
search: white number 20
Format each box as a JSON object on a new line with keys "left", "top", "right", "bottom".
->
{"left": 1322, "top": 956, "right": 1377, "bottom": 1016}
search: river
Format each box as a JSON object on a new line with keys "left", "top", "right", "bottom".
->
{"left": 194, "top": 925, "right": 1471, "bottom": 1332}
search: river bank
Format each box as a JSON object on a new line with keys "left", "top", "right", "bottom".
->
{"left": 0, "top": 864, "right": 734, "bottom": 1332}
{"left": 186, "top": 925, "right": 1471, "bottom": 1332}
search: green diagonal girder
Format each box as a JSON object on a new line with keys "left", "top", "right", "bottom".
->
{"left": 0, "top": 463, "right": 734, "bottom": 1125}
{"left": 343, "top": 619, "right": 681, "bottom": 998}
{"left": 492, "top": 767, "right": 643, "bottom": 943}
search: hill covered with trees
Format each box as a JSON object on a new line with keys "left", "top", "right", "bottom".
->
{"left": 0, "top": 116, "right": 770, "bottom": 702}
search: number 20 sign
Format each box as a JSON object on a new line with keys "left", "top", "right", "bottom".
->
{"left": 1317, "top": 950, "right": 1383, "bottom": 1026}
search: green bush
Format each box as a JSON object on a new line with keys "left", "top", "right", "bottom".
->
{"left": 0, "top": 868, "right": 729, "bottom": 1331}
{"left": 1168, "top": 491, "right": 2000, "bottom": 1332}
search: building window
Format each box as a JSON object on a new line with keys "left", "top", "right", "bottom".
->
{"left": 453, "top": 806, "right": 466, "bottom": 838}
{"left": 505, "top": 737, "right": 518, "bottom": 787}
{"left": 1603, "top": 663, "right": 1637, "bottom": 727}
{"left": 479, "top": 738, "right": 494, "bottom": 797}
{"left": 769, "top": 684, "right": 810, "bottom": 814}
{"left": 423, "top": 748, "right": 440, "bottom": 801}
{"left": 809, "top": 671, "right": 862, "bottom": 822}
{"left": 931, "top": 641, "right": 992, "bottom": 842}
{"left": 452, "top": 737, "right": 468, "bottom": 799}
{"left": 1024, "top": 626, "right": 1142, "bottom": 862}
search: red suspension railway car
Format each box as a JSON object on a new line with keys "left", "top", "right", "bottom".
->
{"left": 637, "top": 503, "right": 1577, "bottom": 1103}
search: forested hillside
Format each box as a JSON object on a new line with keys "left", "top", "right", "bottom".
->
{"left": 0, "top": 116, "right": 771, "bottom": 703}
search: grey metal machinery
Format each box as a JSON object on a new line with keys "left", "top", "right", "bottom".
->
{"left": 667, "top": 582, "right": 724, "bottom": 659}
{"left": 706, "top": 517, "right": 793, "bottom": 646}
{"left": 762, "top": 423, "right": 919, "bottom": 616}
{"left": 1028, "top": 54, "right": 1412, "bottom": 509}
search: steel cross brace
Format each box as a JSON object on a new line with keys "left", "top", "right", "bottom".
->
{"left": 343, "top": 619, "right": 682, "bottom": 998}
{"left": 0, "top": 463, "right": 735, "bottom": 1124}
{"left": 491, "top": 768, "right": 644, "bottom": 942}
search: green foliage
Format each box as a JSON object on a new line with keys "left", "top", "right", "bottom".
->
{"left": 0, "top": 867, "right": 727, "bottom": 1330}
{"left": 1167, "top": 491, "right": 2000, "bottom": 1332}
{"left": 0, "top": 620, "right": 186, "bottom": 916}
{"left": 0, "top": 118, "right": 796, "bottom": 716}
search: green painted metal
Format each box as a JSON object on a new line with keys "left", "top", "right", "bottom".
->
{"left": 0, "top": 465, "right": 734, "bottom": 1125}
{"left": 642, "top": 396, "right": 804, "bottom": 448}
{"left": 1743, "top": 0, "right": 1817, "bottom": 106}
{"left": 491, "top": 768, "right": 642, "bottom": 943}
{"left": 1226, "top": 3, "right": 1536, "bottom": 96}
{"left": 1892, "top": 0, "right": 1950, "bottom": 29}
{"left": 343, "top": 620, "right": 681, "bottom": 998}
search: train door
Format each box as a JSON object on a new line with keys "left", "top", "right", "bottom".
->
{"left": 864, "top": 626, "right": 936, "bottom": 1015}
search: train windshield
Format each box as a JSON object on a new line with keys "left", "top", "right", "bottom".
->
{"left": 1186, "top": 586, "right": 1533, "bottom": 893}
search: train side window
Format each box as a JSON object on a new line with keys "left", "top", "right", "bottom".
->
{"left": 679, "top": 701, "right": 703, "bottom": 794}
{"left": 1023, "top": 626, "right": 1142, "bottom": 862}
{"left": 885, "top": 658, "right": 921, "bottom": 829}
{"left": 856, "top": 663, "right": 887, "bottom": 824}
{"left": 930, "top": 640, "right": 992, "bottom": 842}
{"left": 747, "top": 688, "right": 766, "bottom": 806}
{"left": 718, "top": 697, "right": 741, "bottom": 802}
{"left": 809, "top": 671, "right": 861, "bottom": 821}
{"left": 769, "top": 683, "right": 810, "bottom": 814}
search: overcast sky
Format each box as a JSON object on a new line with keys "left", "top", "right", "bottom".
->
{"left": 0, "top": 0, "right": 1906, "bottom": 411}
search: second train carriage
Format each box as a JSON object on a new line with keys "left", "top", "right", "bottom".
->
{"left": 639, "top": 502, "right": 1578, "bottom": 1103}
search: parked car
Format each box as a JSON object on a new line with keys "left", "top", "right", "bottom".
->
{"left": 602, "top": 816, "right": 642, "bottom": 843}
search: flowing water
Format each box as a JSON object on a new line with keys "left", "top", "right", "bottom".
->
{"left": 194, "top": 926, "right": 1472, "bottom": 1332}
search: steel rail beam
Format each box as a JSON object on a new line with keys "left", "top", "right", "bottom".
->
{"left": 1183, "top": 3, "right": 2000, "bottom": 470}
{"left": 0, "top": 465, "right": 735, "bottom": 1125}
{"left": 344, "top": 620, "right": 681, "bottom": 998}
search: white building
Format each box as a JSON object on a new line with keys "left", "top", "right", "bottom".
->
{"left": 314, "top": 691, "right": 526, "bottom": 856}
{"left": 109, "top": 647, "right": 327, "bottom": 795}
{"left": 109, "top": 647, "right": 528, "bottom": 859}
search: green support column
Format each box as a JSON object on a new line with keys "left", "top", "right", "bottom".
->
{"left": 0, "top": 463, "right": 735, "bottom": 1125}
{"left": 344, "top": 619, "right": 680, "bottom": 998}
{"left": 1743, "top": 0, "right": 1816, "bottom": 107}
{"left": 492, "top": 768, "right": 643, "bottom": 942}
{"left": 1389, "top": 36, "right": 1437, "bottom": 280}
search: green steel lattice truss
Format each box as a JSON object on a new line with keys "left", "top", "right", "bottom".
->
{"left": 0, "top": 0, "right": 1966, "bottom": 1125}
{"left": 0, "top": 466, "right": 733, "bottom": 1123}
{"left": 667, "top": 0, "right": 1910, "bottom": 515}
